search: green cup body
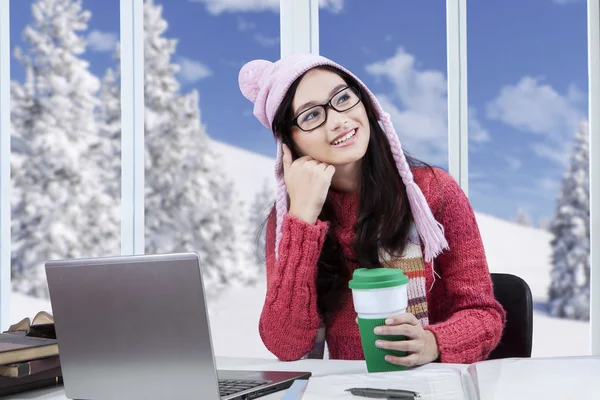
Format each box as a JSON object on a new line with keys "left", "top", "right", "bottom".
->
{"left": 357, "top": 316, "right": 408, "bottom": 372}
{"left": 349, "top": 268, "right": 411, "bottom": 373}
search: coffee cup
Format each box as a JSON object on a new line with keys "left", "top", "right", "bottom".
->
{"left": 349, "top": 267, "right": 409, "bottom": 372}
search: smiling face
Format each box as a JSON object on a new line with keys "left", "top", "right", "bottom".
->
{"left": 289, "top": 68, "right": 371, "bottom": 166}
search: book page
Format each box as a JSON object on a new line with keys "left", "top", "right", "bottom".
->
{"left": 302, "top": 367, "right": 470, "bottom": 400}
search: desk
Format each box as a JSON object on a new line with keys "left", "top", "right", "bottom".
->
{"left": 4, "top": 356, "right": 600, "bottom": 400}
{"left": 4, "top": 356, "right": 465, "bottom": 400}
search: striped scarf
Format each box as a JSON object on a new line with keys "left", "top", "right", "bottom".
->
{"left": 306, "top": 222, "right": 429, "bottom": 359}
{"left": 379, "top": 222, "right": 430, "bottom": 325}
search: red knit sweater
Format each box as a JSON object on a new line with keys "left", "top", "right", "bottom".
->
{"left": 259, "top": 167, "right": 506, "bottom": 364}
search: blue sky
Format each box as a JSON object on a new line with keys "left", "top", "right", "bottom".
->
{"left": 9, "top": 0, "right": 589, "bottom": 224}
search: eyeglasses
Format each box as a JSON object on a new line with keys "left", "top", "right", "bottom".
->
{"left": 290, "top": 86, "right": 362, "bottom": 132}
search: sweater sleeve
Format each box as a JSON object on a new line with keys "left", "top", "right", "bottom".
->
{"left": 421, "top": 169, "right": 507, "bottom": 364}
{"left": 258, "top": 208, "right": 329, "bottom": 361}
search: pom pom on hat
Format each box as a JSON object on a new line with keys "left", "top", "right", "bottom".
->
{"left": 238, "top": 59, "right": 273, "bottom": 103}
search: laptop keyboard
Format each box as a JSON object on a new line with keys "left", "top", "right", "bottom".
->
{"left": 218, "top": 379, "right": 268, "bottom": 397}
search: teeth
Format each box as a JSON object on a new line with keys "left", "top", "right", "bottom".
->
{"left": 332, "top": 129, "right": 356, "bottom": 145}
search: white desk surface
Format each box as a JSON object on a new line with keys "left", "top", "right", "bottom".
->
{"left": 4, "top": 355, "right": 600, "bottom": 400}
{"left": 3, "top": 356, "right": 465, "bottom": 400}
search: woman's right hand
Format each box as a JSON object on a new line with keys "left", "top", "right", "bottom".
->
{"left": 282, "top": 143, "right": 335, "bottom": 225}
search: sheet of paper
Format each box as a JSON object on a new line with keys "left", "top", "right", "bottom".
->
{"left": 301, "top": 367, "right": 469, "bottom": 400}
{"left": 470, "top": 356, "right": 600, "bottom": 400}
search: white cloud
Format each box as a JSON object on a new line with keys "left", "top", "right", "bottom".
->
{"left": 177, "top": 57, "right": 212, "bottom": 84}
{"left": 537, "top": 177, "right": 560, "bottom": 193}
{"left": 87, "top": 30, "right": 118, "bottom": 53}
{"left": 514, "top": 176, "right": 560, "bottom": 202}
{"left": 470, "top": 178, "right": 497, "bottom": 193}
{"left": 505, "top": 156, "right": 523, "bottom": 171}
{"left": 532, "top": 143, "right": 570, "bottom": 166}
{"left": 514, "top": 174, "right": 561, "bottom": 199}
{"left": 190, "top": 0, "right": 344, "bottom": 14}
{"left": 469, "top": 108, "right": 491, "bottom": 144}
{"left": 468, "top": 172, "right": 498, "bottom": 205}
{"left": 318, "top": 0, "right": 345, "bottom": 13}
{"left": 486, "top": 76, "right": 585, "bottom": 165}
{"left": 236, "top": 16, "right": 255, "bottom": 31}
{"left": 235, "top": 16, "right": 278, "bottom": 47}
{"left": 486, "top": 77, "right": 584, "bottom": 139}
{"left": 252, "top": 33, "right": 279, "bottom": 47}
{"left": 365, "top": 48, "right": 488, "bottom": 165}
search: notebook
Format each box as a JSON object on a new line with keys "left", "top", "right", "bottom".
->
{"left": 301, "top": 356, "right": 600, "bottom": 400}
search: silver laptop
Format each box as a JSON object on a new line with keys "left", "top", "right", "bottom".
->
{"left": 45, "top": 252, "right": 311, "bottom": 400}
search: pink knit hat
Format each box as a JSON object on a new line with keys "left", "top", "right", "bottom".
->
{"left": 238, "top": 53, "right": 448, "bottom": 262}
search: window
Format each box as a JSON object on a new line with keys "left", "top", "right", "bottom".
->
{"left": 320, "top": 0, "right": 450, "bottom": 170}
{"left": 467, "top": 0, "right": 590, "bottom": 356}
{"left": 142, "top": 0, "right": 279, "bottom": 358}
{"left": 2, "top": 0, "right": 597, "bottom": 358}
{"left": 8, "top": 0, "right": 121, "bottom": 324}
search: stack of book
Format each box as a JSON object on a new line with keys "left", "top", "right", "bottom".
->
{"left": 0, "top": 311, "right": 62, "bottom": 396}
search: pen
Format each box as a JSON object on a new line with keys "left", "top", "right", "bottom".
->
{"left": 345, "top": 387, "right": 421, "bottom": 399}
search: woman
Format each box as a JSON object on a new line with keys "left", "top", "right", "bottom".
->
{"left": 238, "top": 53, "right": 506, "bottom": 367}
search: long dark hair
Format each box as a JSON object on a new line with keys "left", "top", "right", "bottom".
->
{"left": 260, "top": 65, "right": 436, "bottom": 320}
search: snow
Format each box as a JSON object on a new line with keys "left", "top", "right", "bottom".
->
{"left": 7, "top": 139, "right": 591, "bottom": 361}
{"left": 475, "top": 213, "right": 553, "bottom": 303}
{"left": 210, "top": 139, "right": 277, "bottom": 203}
{"left": 546, "top": 121, "right": 590, "bottom": 320}
{"left": 10, "top": 0, "right": 118, "bottom": 298}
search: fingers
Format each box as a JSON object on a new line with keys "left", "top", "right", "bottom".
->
{"left": 367, "top": 314, "right": 437, "bottom": 368}
{"left": 302, "top": 159, "right": 321, "bottom": 168}
{"left": 324, "top": 164, "right": 336, "bottom": 178}
{"left": 385, "top": 313, "right": 420, "bottom": 326}
{"left": 281, "top": 143, "right": 292, "bottom": 175}
{"left": 374, "top": 323, "right": 419, "bottom": 339}
{"left": 375, "top": 338, "right": 424, "bottom": 354}
{"left": 384, "top": 353, "right": 421, "bottom": 368}
{"left": 294, "top": 156, "right": 333, "bottom": 173}
{"left": 281, "top": 144, "right": 334, "bottom": 184}
{"left": 303, "top": 159, "right": 334, "bottom": 174}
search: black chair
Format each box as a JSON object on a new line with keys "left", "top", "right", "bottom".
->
{"left": 487, "top": 273, "right": 533, "bottom": 360}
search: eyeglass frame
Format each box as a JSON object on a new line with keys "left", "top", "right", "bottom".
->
{"left": 289, "top": 85, "right": 362, "bottom": 132}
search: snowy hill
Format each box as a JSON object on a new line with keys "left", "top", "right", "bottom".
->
{"left": 211, "top": 139, "right": 277, "bottom": 205}
{"left": 9, "top": 139, "right": 590, "bottom": 360}
{"left": 475, "top": 213, "right": 553, "bottom": 302}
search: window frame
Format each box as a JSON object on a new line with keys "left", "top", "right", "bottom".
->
{"left": 587, "top": 0, "right": 600, "bottom": 356}
{"left": 280, "top": 0, "right": 319, "bottom": 56}
{"left": 0, "top": 0, "right": 10, "bottom": 331}
{"left": 446, "top": 0, "right": 469, "bottom": 195}
{"left": 120, "top": 0, "right": 145, "bottom": 256}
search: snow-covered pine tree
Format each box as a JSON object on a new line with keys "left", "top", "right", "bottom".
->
{"left": 142, "top": 0, "right": 241, "bottom": 296}
{"left": 95, "top": 47, "right": 122, "bottom": 202}
{"left": 215, "top": 179, "right": 256, "bottom": 287}
{"left": 547, "top": 120, "right": 590, "bottom": 320}
{"left": 246, "top": 179, "right": 274, "bottom": 272}
{"left": 10, "top": 0, "right": 117, "bottom": 298}
{"left": 514, "top": 208, "right": 532, "bottom": 227}
{"left": 536, "top": 217, "right": 551, "bottom": 231}
{"left": 10, "top": 53, "right": 36, "bottom": 278}
{"left": 84, "top": 49, "right": 122, "bottom": 257}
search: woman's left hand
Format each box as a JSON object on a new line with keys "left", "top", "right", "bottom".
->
{"left": 374, "top": 313, "right": 440, "bottom": 368}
